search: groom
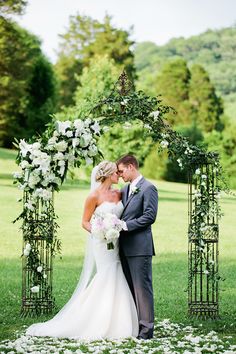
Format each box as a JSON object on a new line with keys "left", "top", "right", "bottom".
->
{"left": 117, "top": 154, "right": 158, "bottom": 340}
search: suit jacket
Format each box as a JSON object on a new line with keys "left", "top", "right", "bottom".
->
{"left": 119, "top": 177, "right": 158, "bottom": 257}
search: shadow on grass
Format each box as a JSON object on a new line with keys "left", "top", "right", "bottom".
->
{"left": 0, "top": 173, "right": 13, "bottom": 180}
{"left": 0, "top": 148, "right": 17, "bottom": 160}
{"left": 159, "top": 196, "right": 187, "bottom": 202}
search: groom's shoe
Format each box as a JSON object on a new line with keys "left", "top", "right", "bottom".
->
{"left": 137, "top": 335, "right": 153, "bottom": 340}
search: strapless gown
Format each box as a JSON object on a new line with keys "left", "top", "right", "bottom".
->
{"left": 26, "top": 201, "right": 139, "bottom": 340}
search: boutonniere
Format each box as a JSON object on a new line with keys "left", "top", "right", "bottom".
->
{"left": 131, "top": 186, "right": 140, "bottom": 195}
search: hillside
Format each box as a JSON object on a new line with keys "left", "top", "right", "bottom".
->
{"left": 134, "top": 27, "right": 236, "bottom": 120}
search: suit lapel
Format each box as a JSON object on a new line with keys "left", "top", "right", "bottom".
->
{"left": 122, "top": 177, "right": 145, "bottom": 215}
{"left": 122, "top": 184, "right": 129, "bottom": 205}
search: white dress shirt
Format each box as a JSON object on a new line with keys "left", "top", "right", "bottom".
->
{"left": 128, "top": 174, "right": 143, "bottom": 196}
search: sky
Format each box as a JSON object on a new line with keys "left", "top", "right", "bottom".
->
{"left": 13, "top": 0, "right": 236, "bottom": 63}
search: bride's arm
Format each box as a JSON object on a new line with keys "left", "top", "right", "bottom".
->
{"left": 82, "top": 193, "right": 98, "bottom": 232}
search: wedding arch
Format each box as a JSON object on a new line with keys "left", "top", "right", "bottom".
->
{"left": 14, "top": 71, "right": 225, "bottom": 318}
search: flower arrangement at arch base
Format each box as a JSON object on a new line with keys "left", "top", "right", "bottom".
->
{"left": 13, "top": 118, "right": 103, "bottom": 304}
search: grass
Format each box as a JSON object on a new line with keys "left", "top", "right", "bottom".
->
{"left": 0, "top": 147, "right": 236, "bottom": 350}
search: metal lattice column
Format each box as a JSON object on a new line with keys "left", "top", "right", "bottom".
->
{"left": 188, "top": 162, "right": 219, "bottom": 318}
{"left": 21, "top": 193, "right": 56, "bottom": 316}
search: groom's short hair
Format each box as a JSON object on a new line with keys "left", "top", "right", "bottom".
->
{"left": 117, "top": 154, "right": 139, "bottom": 169}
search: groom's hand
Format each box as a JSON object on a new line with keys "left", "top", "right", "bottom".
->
{"left": 122, "top": 220, "right": 128, "bottom": 231}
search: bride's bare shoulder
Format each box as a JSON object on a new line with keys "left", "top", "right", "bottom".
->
{"left": 87, "top": 190, "right": 99, "bottom": 201}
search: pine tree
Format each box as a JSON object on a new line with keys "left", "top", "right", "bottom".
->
{"left": 189, "top": 64, "right": 223, "bottom": 132}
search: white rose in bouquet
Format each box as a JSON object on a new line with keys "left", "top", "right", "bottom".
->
{"left": 91, "top": 212, "right": 124, "bottom": 250}
{"left": 103, "top": 213, "right": 117, "bottom": 229}
{"left": 105, "top": 228, "right": 119, "bottom": 241}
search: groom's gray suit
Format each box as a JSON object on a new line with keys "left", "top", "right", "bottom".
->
{"left": 119, "top": 177, "right": 158, "bottom": 339}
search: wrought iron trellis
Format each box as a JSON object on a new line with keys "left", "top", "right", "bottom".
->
{"left": 188, "top": 162, "right": 219, "bottom": 318}
{"left": 21, "top": 193, "right": 57, "bottom": 316}
{"left": 19, "top": 71, "right": 222, "bottom": 318}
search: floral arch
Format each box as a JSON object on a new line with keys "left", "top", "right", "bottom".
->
{"left": 14, "top": 72, "right": 225, "bottom": 318}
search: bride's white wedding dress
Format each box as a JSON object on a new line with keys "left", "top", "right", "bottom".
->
{"left": 26, "top": 201, "right": 139, "bottom": 340}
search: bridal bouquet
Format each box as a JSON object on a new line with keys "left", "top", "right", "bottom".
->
{"left": 91, "top": 212, "right": 125, "bottom": 250}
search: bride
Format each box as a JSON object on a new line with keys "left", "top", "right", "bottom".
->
{"left": 26, "top": 161, "right": 139, "bottom": 340}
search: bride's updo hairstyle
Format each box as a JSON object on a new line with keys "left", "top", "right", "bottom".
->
{"left": 95, "top": 161, "right": 117, "bottom": 183}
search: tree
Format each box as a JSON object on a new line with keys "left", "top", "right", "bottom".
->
{"left": 55, "top": 55, "right": 120, "bottom": 121}
{"left": 0, "top": 18, "right": 57, "bottom": 146}
{"left": 74, "top": 55, "right": 120, "bottom": 113}
{"left": 0, "top": 0, "right": 27, "bottom": 15}
{"left": 55, "top": 13, "right": 135, "bottom": 107}
{"left": 135, "top": 27, "right": 236, "bottom": 122}
{"left": 155, "top": 59, "right": 192, "bottom": 126}
{"left": 25, "top": 55, "right": 58, "bottom": 138}
{"left": 54, "top": 55, "right": 82, "bottom": 107}
{"left": 189, "top": 64, "right": 223, "bottom": 132}
{"left": 204, "top": 123, "right": 236, "bottom": 188}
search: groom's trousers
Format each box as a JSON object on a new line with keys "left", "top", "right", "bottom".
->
{"left": 120, "top": 249, "right": 154, "bottom": 339}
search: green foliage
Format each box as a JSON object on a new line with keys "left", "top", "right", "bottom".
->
{"left": 204, "top": 122, "right": 236, "bottom": 189}
{"left": 54, "top": 55, "right": 83, "bottom": 107}
{"left": 0, "top": 18, "right": 57, "bottom": 147}
{"left": 189, "top": 64, "right": 223, "bottom": 132}
{"left": 134, "top": 27, "right": 236, "bottom": 122}
{"left": 155, "top": 59, "right": 192, "bottom": 125}
{"left": 98, "top": 121, "right": 153, "bottom": 166}
{"left": 55, "top": 13, "right": 135, "bottom": 107}
{"left": 151, "top": 59, "right": 224, "bottom": 132}
{"left": 74, "top": 55, "right": 120, "bottom": 114}
{"left": 54, "top": 55, "right": 120, "bottom": 123}
{"left": 143, "top": 125, "right": 204, "bottom": 182}
{"left": 0, "top": 0, "right": 27, "bottom": 15}
{"left": 24, "top": 55, "right": 58, "bottom": 138}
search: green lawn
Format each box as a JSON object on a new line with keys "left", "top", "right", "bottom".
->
{"left": 0, "top": 147, "right": 236, "bottom": 351}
